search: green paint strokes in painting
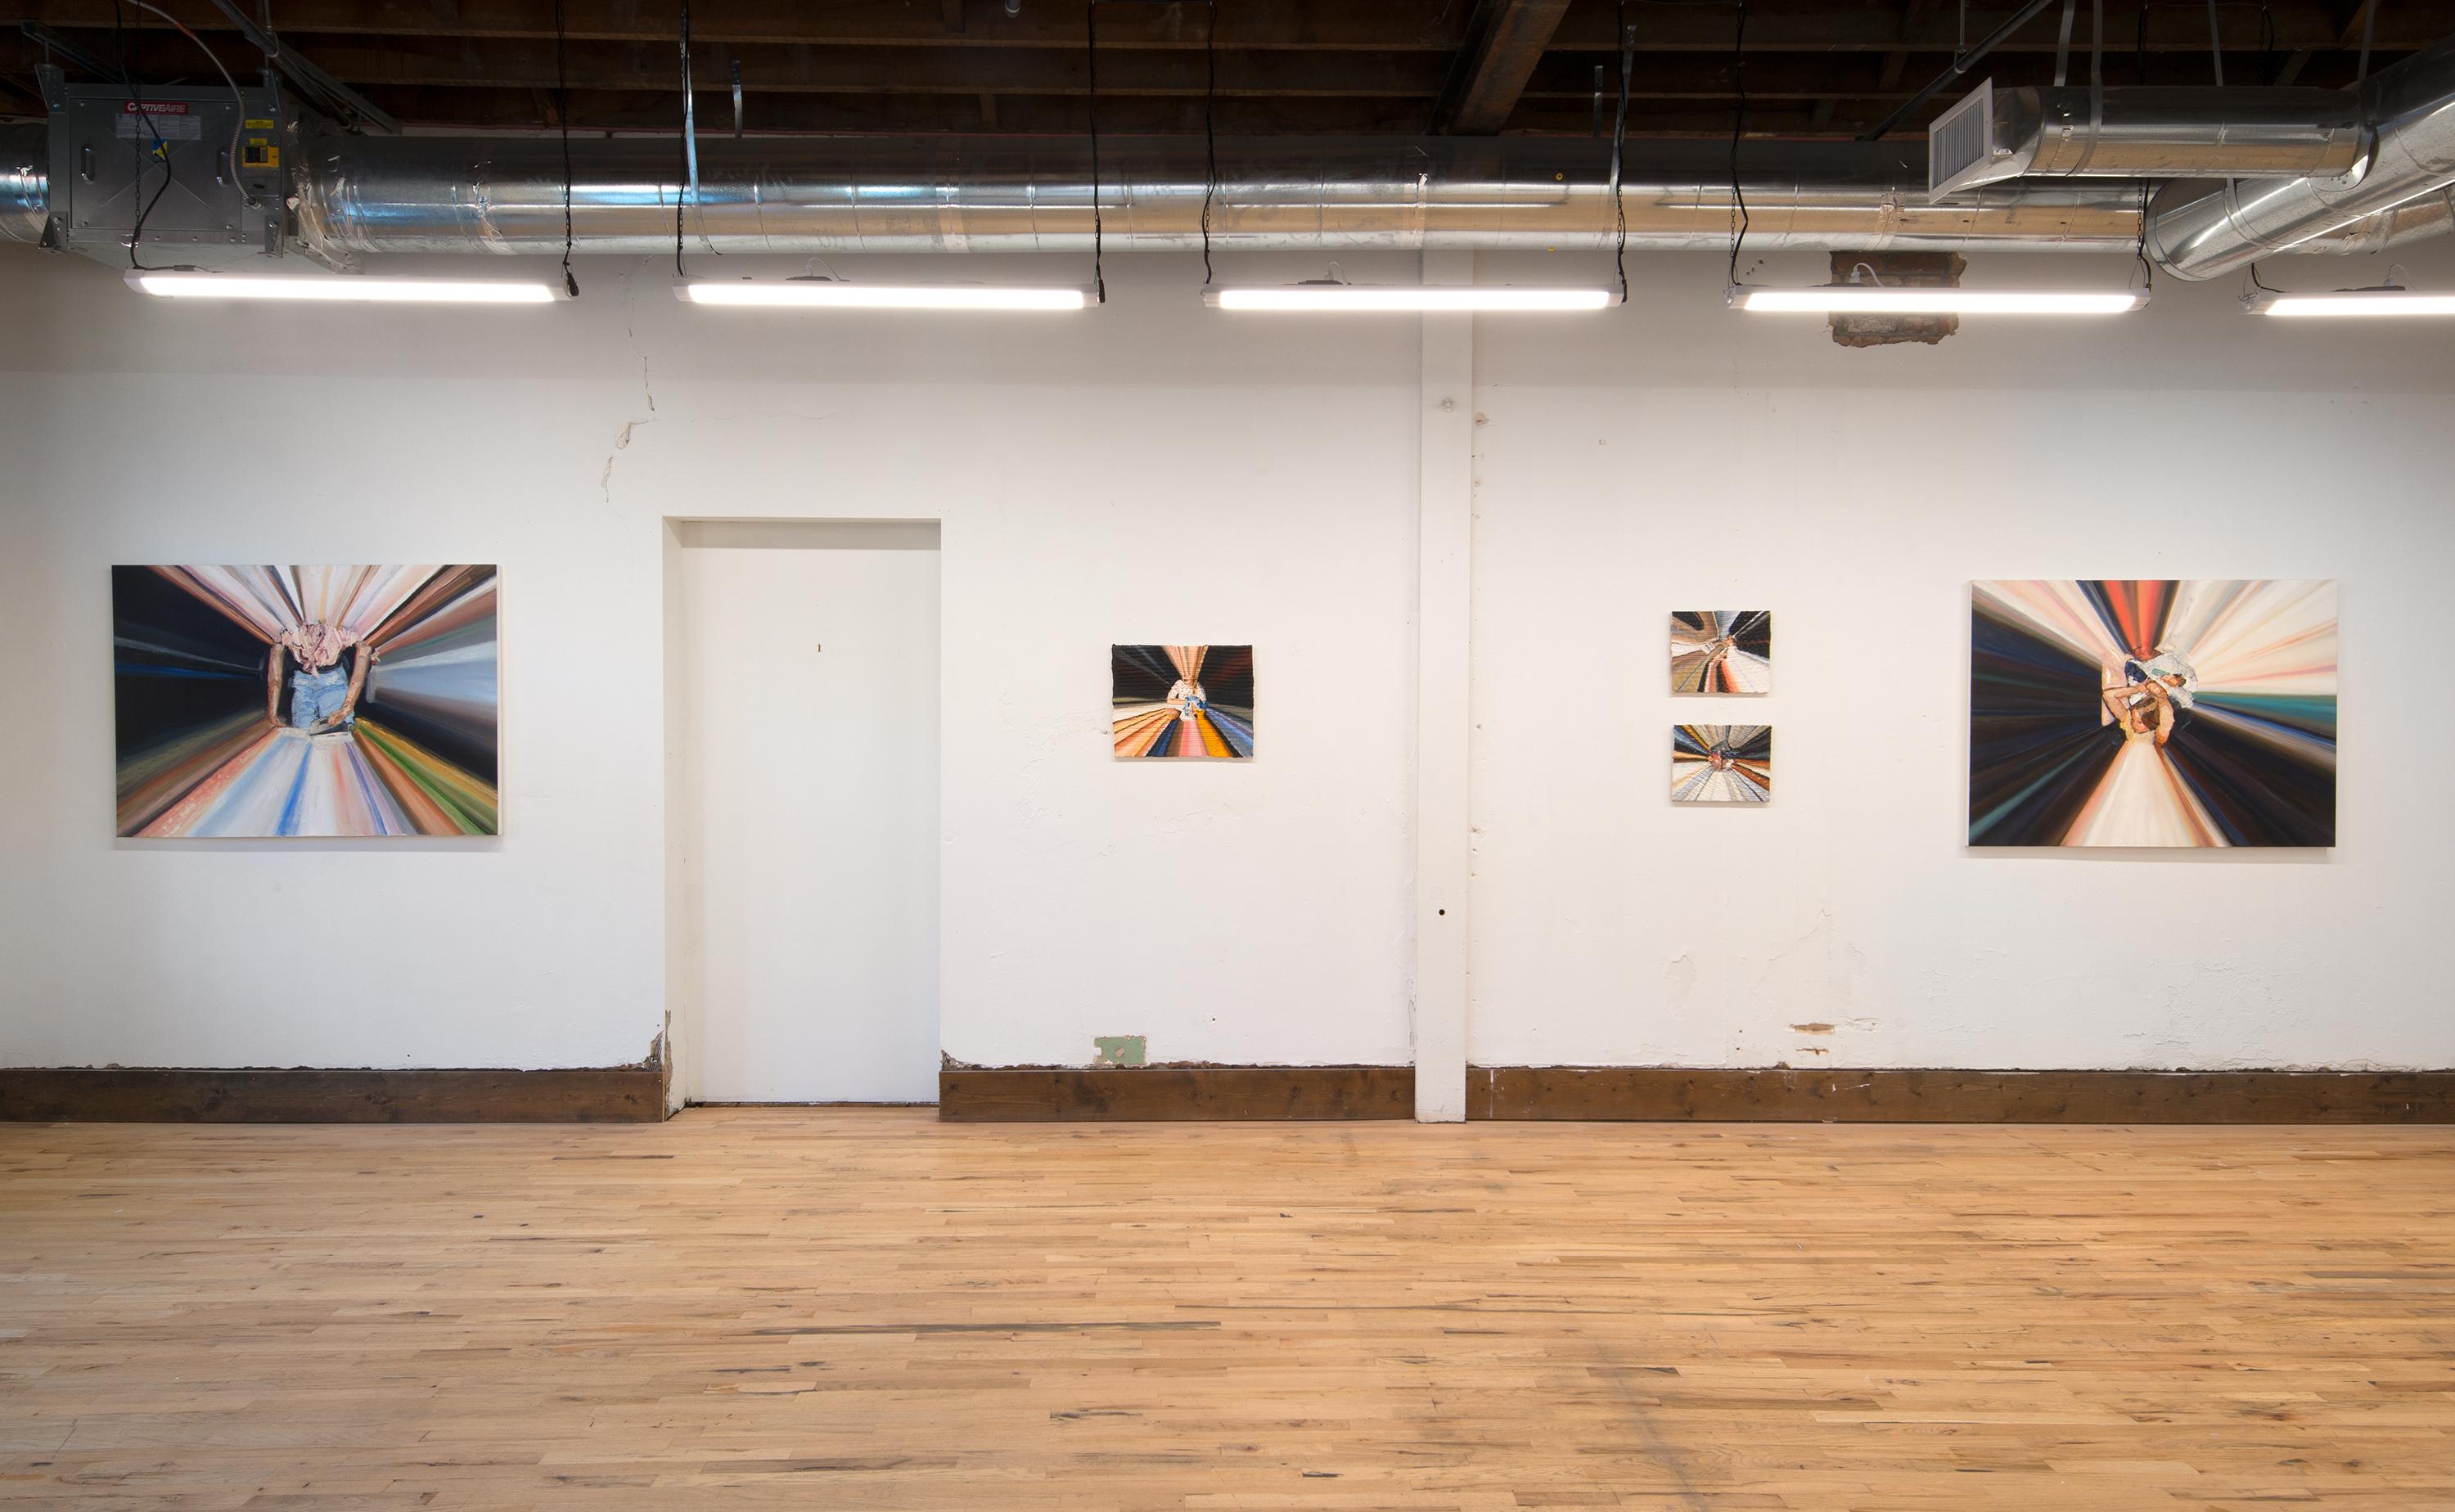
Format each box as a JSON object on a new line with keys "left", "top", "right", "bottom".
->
{"left": 354, "top": 719, "right": 500, "bottom": 835}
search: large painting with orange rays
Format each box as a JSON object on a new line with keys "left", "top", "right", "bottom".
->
{"left": 1111, "top": 645, "right": 1254, "bottom": 759}
{"left": 1969, "top": 580, "right": 2335, "bottom": 848}
{"left": 113, "top": 565, "right": 500, "bottom": 837}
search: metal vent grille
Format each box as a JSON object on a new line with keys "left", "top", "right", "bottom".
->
{"left": 1928, "top": 82, "right": 1998, "bottom": 199}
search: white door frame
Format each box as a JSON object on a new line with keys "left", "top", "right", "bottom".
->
{"left": 660, "top": 516, "right": 944, "bottom": 1111}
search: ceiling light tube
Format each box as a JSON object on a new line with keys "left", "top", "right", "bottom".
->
{"left": 1205, "top": 284, "right": 1612, "bottom": 312}
{"left": 126, "top": 272, "right": 560, "bottom": 304}
{"left": 676, "top": 279, "right": 1091, "bottom": 310}
{"left": 1728, "top": 284, "right": 2147, "bottom": 314}
{"left": 2242, "top": 287, "right": 2455, "bottom": 317}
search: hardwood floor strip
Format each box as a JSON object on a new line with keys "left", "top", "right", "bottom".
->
{"left": 1467, "top": 1065, "right": 2455, "bottom": 1122}
{"left": 2, "top": 1109, "right": 2450, "bottom": 1509}
{"left": 938, "top": 1065, "right": 1415, "bottom": 1120}
{"left": 0, "top": 1065, "right": 667, "bottom": 1123}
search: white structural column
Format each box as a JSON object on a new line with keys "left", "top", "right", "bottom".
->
{"left": 1413, "top": 250, "right": 1475, "bottom": 1122}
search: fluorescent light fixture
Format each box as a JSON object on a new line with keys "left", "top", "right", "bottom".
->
{"left": 126, "top": 272, "right": 558, "bottom": 304}
{"left": 1205, "top": 283, "right": 1611, "bottom": 312}
{"left": 676, "top": 278, "right": 1090, "bottom": 310}
{"left": 2243, "top": 286, "right": 2455, "bottom": 317}
{"left": 1728, "top": 284, "right": 2146, "bottom": 314}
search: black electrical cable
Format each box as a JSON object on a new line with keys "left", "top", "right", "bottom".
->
{"left": 675, "top": 0, "right": 690, "bottom": 278}
{"left": 556, "top": 0, "right": 578, "bottom": 296}
{"left": 2132, "top": 0, "right": 2284, "bottom": 86}
{"left": 1200, "top": 0, "right": 1216, "bottom": 286}
{"left": 2092, "top": 0, "right": 2105, "bottom": 96}
{"left": 125, "top": 0, "right": 256, "bottom": 218}
{"left": 2135, "top": 179, "right": 2154, "bottom": 290}
{"left": 110, "top": 0, "right": 176, "bottom": 271}
{"left": 1610, "top": 1, "right": 1632, "bottom": 303}
{"left": 1087, "top": 0, "right": 1104, "bottom": 304}
{"left": 1727, "top": 0, "right": 1748, "bottom": 287}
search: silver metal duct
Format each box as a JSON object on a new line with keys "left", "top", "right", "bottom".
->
{"left": 2287, "top": 185, "right": 2455, "bottom": 254}
{"left": 297, "top": 135, "right": 2162, "bottom": 256}
{"left": 1932, "top": 85, "right": 2367, "bottom": 193}
{"left": 2, "top": 121, "right": 2443, "bottom": 265}
{"left": 2148, "top": 34, "right": 2455, "bottom": 279}
{"left": 2, "top": 125, "right": 47, "bottom": 246}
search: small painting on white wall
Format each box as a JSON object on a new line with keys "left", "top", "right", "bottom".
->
{"left": 1670, "top": 610, "right": 1771, "bottom": 694}
{"left": 1111, "top": 645, "right": 1255, "bottom": 758}
{"left": 1671, "top": 724, "right": 1772, "bottom": 804}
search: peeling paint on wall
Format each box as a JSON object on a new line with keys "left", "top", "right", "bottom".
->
{"left": 1092, "top": 1035, "right": 1147, "bottom": 1068}
{"left": 1664, "top": 954, "right": 1698, "bottom": 1014}
{"left": 1750, "top": 910, "right": 1867, "bottom": 1026}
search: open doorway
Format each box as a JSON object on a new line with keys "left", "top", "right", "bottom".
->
{"left": 665, "top": 519, "right": 940, "bottom": 1105}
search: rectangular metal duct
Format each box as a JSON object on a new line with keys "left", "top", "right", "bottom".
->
{"left": 34, "top": 67, "right": 285, "bottom": 266}
{"left": 1931, "top": 83, "right": 2368, "bottom": 198}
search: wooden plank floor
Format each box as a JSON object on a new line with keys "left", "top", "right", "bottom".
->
{"left": 2, "top": 1109, "right": 2451, "bottom": 1510}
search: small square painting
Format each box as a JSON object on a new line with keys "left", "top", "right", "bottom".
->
{"left": 1670, "top": 610, "right": 1771, "bottom": 694}
{"left": 1112, "top": 645, "right": 1254, "bottom": 759}
{"left": 1671, "top": 724, "right": 1772, "bottom": 804}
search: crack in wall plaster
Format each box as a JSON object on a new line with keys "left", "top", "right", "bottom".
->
{"left": 598, "top": 262, "right": 660, "bottom": 506}
{"left": 1750, "top": 907, "right": 1867, "bottom": 1025}
{"left": 600, "top": 417, "right": 657, "bottom": 505}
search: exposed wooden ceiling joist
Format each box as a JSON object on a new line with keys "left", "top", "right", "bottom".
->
{"left": 5, "top": 0, "right": 2443, "bottom": 53}
{"left": 1, "top": 0, "right": 2446, "bottom": 137}
{"left": 1433, "top": 0, "right": 1574, "bottom": 133}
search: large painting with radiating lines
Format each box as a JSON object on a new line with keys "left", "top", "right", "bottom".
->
{"left": 1111, "top": 645, "right": 1254, "bottom": 759}
{"left": 1969, "top": 580, "right": 2335, "bottom": 848}
{"left": 113, "top": 565, "right": 501, "bottom": 837}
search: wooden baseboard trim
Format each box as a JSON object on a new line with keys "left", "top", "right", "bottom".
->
{"left": 0, "top": 1066, "right": 669, "bottom": 1123}
{"left": 1466, "top": 1066, "right": 2455, "bottom": 1123}
{"left": 939, "top": 1066, "right": 1414, "bottom": 1121}
{"left": 24, "top": 1063, "right": 2432, "bottom": 1126}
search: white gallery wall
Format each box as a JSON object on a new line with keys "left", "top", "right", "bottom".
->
{"left": 0, "top": 250, "right": 1421, "bottom": 1076}
{"left": 0, "top": 240, "right": 2449, "bottom": 1078}
{"left": 1471, "top": 247, "right": 2455, "bottom": 1072}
